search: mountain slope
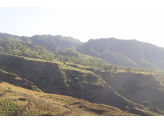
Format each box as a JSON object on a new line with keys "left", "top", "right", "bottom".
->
{"left": 0, "top": 33, "right": 83, "bottom": 52}
{"left": 77, "top": 38, "right": 164, "bottom": 69}
{"left": 97, "top": 71, "right": 164, "bottom": 114}
{"left": 0, "top": 82, "right": 139, "bottom": 116}
{"left": 0, "top": 68, "right": 42, "bottom": 92}
{"left": 0, "top": 53, "right": 155, "bottom": 115}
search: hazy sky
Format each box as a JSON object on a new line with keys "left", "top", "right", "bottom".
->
{"left": 1, "top": 3, "right": 164, "bottom": 47}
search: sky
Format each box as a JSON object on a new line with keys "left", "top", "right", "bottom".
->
{"left": 1, "top": 0, "right": 164, "bottom": 48}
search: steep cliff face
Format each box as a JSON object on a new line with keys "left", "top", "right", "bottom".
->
{"left": 0, "top": 54, "right": 150, "bottom": 115}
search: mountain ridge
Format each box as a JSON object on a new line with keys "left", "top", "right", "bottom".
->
{"left": 77, "top": 38, "right": 164, "bottom": 69}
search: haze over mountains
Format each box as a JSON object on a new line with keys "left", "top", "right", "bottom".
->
{"left": 0, "top": 33, "right": 82, "bottom": 52}
{"left": 1, "top": 32, "right": 164, "bottom": 70}
{"left": 77, "top": 38, "right": 164, "bottom": 70}
{"left": 1, "top": 32, "right": 164, "bottom": 116}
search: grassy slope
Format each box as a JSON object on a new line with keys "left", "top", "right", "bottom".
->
{"left": 0, "top": 82, "right": 137, "bottom": 116}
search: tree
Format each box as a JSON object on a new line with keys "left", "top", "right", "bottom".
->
{"left": 65, "top": 57, "right": 69, "bottom": 62}
{"left": 109, "top": 65, "right": 113, "bottom": 72}
{"left": 49, "top": 55, "right": 54, "bottom": 62}
{"left": 5, "top": 44, "right": 11, "bottom": 51}
{"left": 89, "top": 62, "right": 93, "bottom": 66}
{"left": 0, "top": 47, "right": 4, "bottom": 52}
{"left": 43, "top": 54, "right": 48, "bottom": 59}
{"left": 32, "top": 52, "right": 37, "bottom": 58}
{"left": 99, "top": 64, "right": 103, "bottom": 70}
{"left": 136, "top": 68, "right": 141, "bottom": 73}
{"left": 127, "top": 67, "right": 132, "bottom": 73}
{"left": 141, "top": 68, "right": 145, "bottom": 72}
{"left": 125, "top": 106, "right": 129, "bottom": 111}
{"left": 120, "top": 66, "right": 126, "bottom": 70}
{"left": 143, "top": 101, "right": 148, "bottom": 107}
{"left": 12, "top": 45, "right": 16, "bottom": 50}
{"left": 103, "top": 65, "right": 109, "bottom": 72}
{"left": 114, "top": 65, "right": 119, "bottom": 72}
{"left": 54, "top": 51, "right": 58, "bottom": 56}
{"left": 38, "top": 49, "right": 42, "bottom": 55}
{"left": 145, "top": 68, "right": 150, "bottom": 73}
{"left": 59, "top": 56, "right": 63, "bottom": 62}
{"left": 150, "top": 69, "right": 153, "bottom": 73}
{"left": 133, "top": 68, "right": 136, "bottom": 73}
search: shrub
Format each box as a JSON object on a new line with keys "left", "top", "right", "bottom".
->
{"left": 143, "top": 101, "right": 148, "bottom": 107}
{"left": 114, "top": 65, "right": 119, "bottom": 72}
{"left": 127, "top": 67, "right": 132, "bottom": 73}
{"left": 75, "top": 77, "right": 80, "bottom": 80}
{"left": 68, "top": 79, "right": 72, "bottom": 83}
{"left": 146, "top": 106, "right": 150, "bottom": 111}
{"left": 8, "top": 87, "right": 12, "bottom": 90}
{"left": 125, "top": 106, "right": 129, "bottom": 111}
{"left": 63, "top": 76, "right": 66, "bottom": 79}
{"left": 81, "top": 75, "right": 86, "bottom": 79}
{"left": 96, "top": 74, "right": 102, "bottom": 79}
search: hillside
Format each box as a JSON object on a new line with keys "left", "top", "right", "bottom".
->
{"left": 76, "top": 38, "right": 164, "bottom": 69}
{"left": 96, "top": 71, "right": 164, "bottom": 115}
{"left": 1, "top": 32, "right": 164, "bottom": 116}
{"left": 0, "top": 82, "right": 139, "bottom": 116}
{"left": 0, "top": 33, "right": 83, "bottom": 52}
{"left": 0, "top": 53, "right": 160, "bottom": 116}
{"left": 2, "top": 32, "right": 164, "bottom": 70}
{"left": 0, "top": 68, "right": 41, "bottom": 92}
{"left": 0, "top": 36, "right": 108, "bottom": 70}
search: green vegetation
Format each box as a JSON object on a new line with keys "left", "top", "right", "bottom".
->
{"left": 0, "top": 38, "right": 55, "bottom": 61}
{"left": 0, "top": 99, "right": 20, "bottom": 116}
{"left": 0, "top": 82, "right": 138, "bottom": 116}
{"left": 1, "top": 32, "right": 164, "bottom": 116}
{"left": 77, "top": 37, "right": 164, "bottom": 70}
{"left": 143, "top": 101, "right": 148, "bottom": 107}
{"left": 127, "top": 67, "right": 132, "bottom": 73}
{"left": 125, "top": 106, "right": 129, "bottom": 111}
{"left": 114, "top": 65, "right": 119, "bottom": 72}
